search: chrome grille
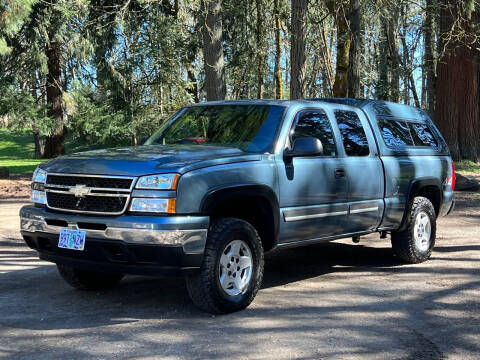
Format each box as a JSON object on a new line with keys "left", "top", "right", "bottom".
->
{"left": 44, "top": 173, "right": 135, "bottom": 215}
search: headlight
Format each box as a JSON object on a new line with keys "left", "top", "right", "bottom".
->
{"left": 135, "top": 173, "right": 180, "bottom": 190}
{"left": 31, "top": 167, "right": 47, "bottom": 204}
{"left": 130, "top": 198, "right": 176, "bottom": 213}
{"left": 32, "top": 168, "right": 47, "bottom": 183}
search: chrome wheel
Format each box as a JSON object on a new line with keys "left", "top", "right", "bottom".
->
{"left": 414, "top": 211, "right": 431, "bottom": 252}
{"left": 218, "top": 239, "right": 253, "bottom": 296}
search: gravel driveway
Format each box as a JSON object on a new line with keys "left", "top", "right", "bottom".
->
{"left": 0, "top": 193, "right": 479, "bottom": 359}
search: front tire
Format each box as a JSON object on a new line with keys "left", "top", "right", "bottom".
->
{"left": 186, "top": 218, "right": 264, "bottom": 314}
{"left": 391, "top": 196, "right": 436, "bottom": 263}
{"left": 57, "top": 264, "right": 124, "bottom": 290}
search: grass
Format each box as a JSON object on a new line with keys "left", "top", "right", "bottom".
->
{"left": 0, "top": 128, "right": 102, "bottom": 176}
{"left": 455, "top": 160, "right": 480, "bottom": 175}
{"left": 0, "top": 128, "right": 45, "bottom": 176}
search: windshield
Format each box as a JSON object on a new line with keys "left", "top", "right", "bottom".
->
{"left": 145, "top": 104, "right": 285, "bottom": 153}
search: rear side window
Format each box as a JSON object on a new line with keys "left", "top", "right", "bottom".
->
{"left": 334, "top": 110, "right": 370, "bottom": 156}
{"left": 378, "top": 119, "right": 414, "bottom": 148}
{"left": 378, "top": 118, "right": 438, "bottom": 149}
{"left": 409, "top": 123, "right": 438, "bottom": 147}
{"left": 293, "top": 110, "right": 336, "bottom": 156}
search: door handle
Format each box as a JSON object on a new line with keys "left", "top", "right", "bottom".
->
{"left": 334, "top": 168, "right": 346, "bottom": 179}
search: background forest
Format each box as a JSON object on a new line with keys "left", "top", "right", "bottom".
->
{"left": 0, "top": 0, "right": 479, "bottom": 163}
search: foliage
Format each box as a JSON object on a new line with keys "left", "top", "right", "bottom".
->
{"left": 0, "top": 86, "right": 53, "bottom": 133}
{"left": 0, "top": 0, "right": 479, "bottom": 160}
{"left": 0, "top": 0, "right": 37, "bottom": 54}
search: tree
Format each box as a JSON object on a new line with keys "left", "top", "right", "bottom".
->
{"left": 273, "top": 0, "right": 283, "bottom": 99}
{"left": 256, "top": 0, "right": 265, "bottom": 99}
{"left": 327, "top": 0, "right": 350, "bottom": 97}
{"left": 43, "top": 3, "right": 65, "bottom": 158}
{"left": 423, "top": 0, "right": 437, "bottom": 115}
{"left": 201, "top": 0, "right": 226, "bottom": 101}
{"left": 290, "top": 0, "right": 308, "bottom": 99}
{"left": 347, "top": 0, "right": 362, "bottom": 97}
{"left": 435, "top": 0, "right": 479, "bottom": 161}
{"left": 376, "top": 2, "right": 400, "bottom": 103}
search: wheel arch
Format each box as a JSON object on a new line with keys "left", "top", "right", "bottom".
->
{"left": 200, "top": 184, "right": 280, "bottom": 251}
{"left": 399, "top": 177, "right": 442, "bottom": 231}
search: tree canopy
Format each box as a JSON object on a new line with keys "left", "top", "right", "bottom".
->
{"left": 0, "top": 0, "right": 479, "bottom": 160}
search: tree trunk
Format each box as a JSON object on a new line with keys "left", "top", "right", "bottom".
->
{"left": 435, "top": 0, "right": 479, "bottom": 161}
{"left": 256, "top": 0, "right": 265, "bottom": 99}
{"left": 201, "top": 0, "right": 226, "bottom": 101}
{"left": 320, "top": 25, "right": 334, "bottom": 96}
{"left": 43, "top": 38, "right": 65, "bottom": 158}
{"left": 29, "top": 86, "right": 45, "bottom": 158}
{"left": 273, "top": 0, "right": 283, "bottom": 99}
{"left": 33, "top": 131, "right": 45, "bottom": 159}
{"left": 424, "top": 0, "right": 436, "bottom": 116}
{"left": 386, "top": 14, "right": 400, "bottom": 102}
{"left": 378, "top": 17, "right": 389, "bottom": 100}
{"left": 347, "top": 0, "right": 362, "bottom": 98}
{"left": 329, "top": 0, "right": 350, "bottom": 97}
{"left": 290, "top": 0, "right": 308, "bottom": 99}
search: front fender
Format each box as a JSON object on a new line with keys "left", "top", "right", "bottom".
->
{"left": 175, "top": 156, "right": 278, "bottom": 214}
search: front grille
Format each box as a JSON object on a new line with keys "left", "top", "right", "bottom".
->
{"left": 46, "top": 175, "right": 132, "bottom": 189}
{"left": 47, "top": 192, "right": 127, "bottom": 214}
{"left": 45, "top": 174, "right": 134, "bottom": 214}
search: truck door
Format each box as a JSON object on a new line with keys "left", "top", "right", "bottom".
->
{"left": 277, "top": 109, "right": 349, "bottom": 244}
{"left": 332, "top": 109, "right": 384, "bottom": 233}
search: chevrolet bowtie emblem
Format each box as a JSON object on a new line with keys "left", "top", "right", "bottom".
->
{"left": 69, "top": 184, "right": 91, "bottom": 197}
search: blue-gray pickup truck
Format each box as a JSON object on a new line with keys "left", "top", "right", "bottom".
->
{"left": 20, "top": 99, "right": 455, "bottom": 313}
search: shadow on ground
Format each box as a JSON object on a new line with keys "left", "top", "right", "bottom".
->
{"left": 0, "top": 236, "right": 479, "bottom": 359}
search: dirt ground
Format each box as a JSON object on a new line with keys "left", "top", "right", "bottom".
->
{"left": 0, "top": 177, "right": 31, "bottom": 201}
{"left": 0, "top": 192, "right": 479, "bottom": 359}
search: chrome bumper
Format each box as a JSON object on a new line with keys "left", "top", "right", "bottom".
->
{"left": 20, "top": 205, "right": 209, "bottom": 254}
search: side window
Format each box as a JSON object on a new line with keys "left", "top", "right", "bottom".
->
{"left": 334, "top": 110, "right": 370, "bottom": 156}
{"left": 409, "top": 123, "right": 438, "bottom": 147}
{"left": 378, "top": 119, "right": 414, "bottom": 149}
{"left": 292, "top": 111, "right": 336, "bottom": 156}
{"left": 378, "top": 118, "right": 439, "bottom": 149}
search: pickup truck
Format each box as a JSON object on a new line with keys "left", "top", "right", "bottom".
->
{"left": 20, "top": 99, "right": 455, "bottom": 314}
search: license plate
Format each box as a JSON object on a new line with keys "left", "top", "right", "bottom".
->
{"left": 58, "top": 228, "right": 86, "bottom": 251}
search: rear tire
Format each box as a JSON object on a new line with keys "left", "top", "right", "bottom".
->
{"left": 57, "top": 264, "right": 124, "bottom": 290}
{"left": 391, "top": 196, "right": 436, "bottom": 263}
{"left": 186, "top": 218, "right": 264, "bottom": 314}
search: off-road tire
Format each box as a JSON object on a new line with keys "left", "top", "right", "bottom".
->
{"left": 391, "top": 196, "right": 436, "bottom": 264}
{"left": 57, "top": 264, "right": 124, "bottom": 290}
{"left": 186, "top": 218, "right": 264, "bottom": 314}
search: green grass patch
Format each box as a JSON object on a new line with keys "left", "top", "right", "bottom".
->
{"left": 0, "top": 128, "right": 45, "bottom": 175}
{"left": 455, "top": 160, "right": 480, "bottom": 174}
{"left": 0, "top": 128, "right": 124, "bottom": 175}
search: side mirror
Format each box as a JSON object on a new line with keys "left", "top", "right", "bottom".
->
{"left": 285, "top": 137, "right": 323, "bottom": 158}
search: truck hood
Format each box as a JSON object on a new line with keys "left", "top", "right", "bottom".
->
{"left": 40, "top": 145, "right": 261, "bottom": 176}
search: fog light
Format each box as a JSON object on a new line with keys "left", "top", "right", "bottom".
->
{"left": 130, "top": 198, "right": 176, "bottom": 213}
{"left": 31, "top": 190, "right": 46, "bottom": 204}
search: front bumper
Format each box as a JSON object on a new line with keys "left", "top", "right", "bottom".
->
{"left": 20, "top": 205, "right": 209, "bottom": 276}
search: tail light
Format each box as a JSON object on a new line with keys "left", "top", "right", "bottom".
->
{"left": 451, "top": 162, "right": 456, "bottom": 191}
{"left": 446, "top": 162, "right": 456, "bottom": 191}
